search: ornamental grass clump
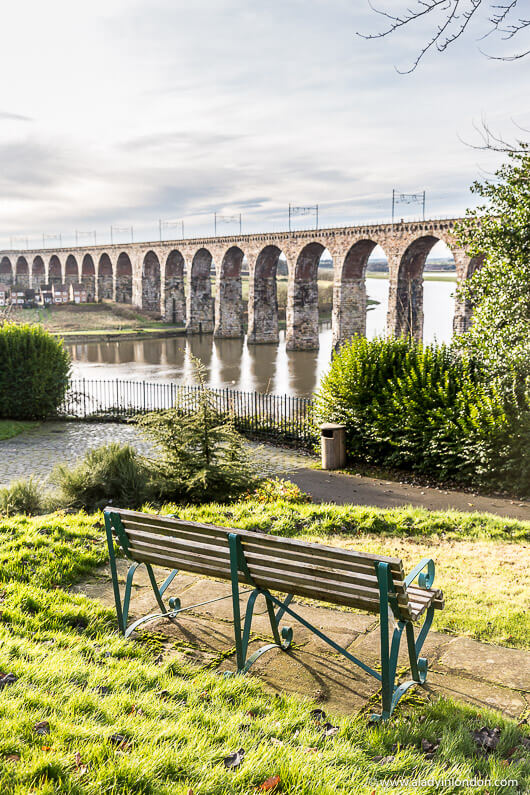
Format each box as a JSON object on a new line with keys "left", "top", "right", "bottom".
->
{"left": 0, "top": 323, "right": 70, "bottom": 420}
{"left": 0, "top": 477, "right": 44, "bottom": 517}
{"left": 50, "top": 442, "right": 150, "bottom": 511}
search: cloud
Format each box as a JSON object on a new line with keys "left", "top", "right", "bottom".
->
{"left": 0, "top": 0, "right": 527, "bottom": 244}
{"left": 0, "top": 111, "right": 32, "bottom": 122}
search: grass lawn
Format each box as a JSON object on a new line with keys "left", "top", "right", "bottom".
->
{"left": 0, "top": 421, "right": 38, "bottom": 441}
{"left": 0, "top": 510, "right": 527, "bottom": 793}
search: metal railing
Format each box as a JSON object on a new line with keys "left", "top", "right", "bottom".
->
{"left": 59, "top": 378, "right": 317, "bottom": 446}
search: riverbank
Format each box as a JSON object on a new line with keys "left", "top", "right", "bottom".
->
{"left": 59, "top": 327, "right": 186, "bottom": 344}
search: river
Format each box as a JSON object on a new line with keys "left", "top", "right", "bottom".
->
{"left": 68, "top": 278, "right": 456, "bottom": 397}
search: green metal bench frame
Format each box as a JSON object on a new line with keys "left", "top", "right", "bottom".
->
{"left": 105, "top": 510, "right": 438, "bottom": 721}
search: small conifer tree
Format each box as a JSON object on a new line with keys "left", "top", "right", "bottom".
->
{"left": 136, "top": 358, "right": 258, "bottom": 503}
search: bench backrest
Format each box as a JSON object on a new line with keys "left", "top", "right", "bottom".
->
{"left": 105, "top": 508, "right": 414, "bottom": 620}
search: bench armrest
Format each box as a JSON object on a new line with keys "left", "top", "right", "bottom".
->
{"left": 405, "top": 558, "right": 435, "bottom": 589}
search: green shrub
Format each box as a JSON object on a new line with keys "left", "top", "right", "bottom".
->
{"left": 0, "top": 323, "right": 70, "bottom": 419}
{"left": 0, "top": 478, "right": 44, "bottom": 516}
{"left": 316, "top": 336, "right": 530, "bottom": 494}
{"left": 50, "top": 443, "right": 149, "bottom": 511}
{"left": 244, "top": 477, "right": 312, "bottom": 504}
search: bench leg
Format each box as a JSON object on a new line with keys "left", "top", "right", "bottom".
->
{"left": 105, "top": 525, "right": 180, "bottom": 636}
{"left": 372, "top": 563, "right": 435, "bottom": 722}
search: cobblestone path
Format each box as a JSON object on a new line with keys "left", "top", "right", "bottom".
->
{"left": 0, "top": 421, "right": 311, "bottom": 486}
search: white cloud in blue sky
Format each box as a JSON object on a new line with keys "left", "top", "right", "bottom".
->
{"left": 0, "top": 0, "right": 528, "bottom": 245}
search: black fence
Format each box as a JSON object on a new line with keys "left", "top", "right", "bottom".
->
{"left": 59, "top": 379, "right": 317, "bottom": 446}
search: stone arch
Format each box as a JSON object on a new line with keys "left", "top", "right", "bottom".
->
{"left": 32, "top": 256, "right": 45, "bottom": 288}
{"left": 215, "top": 245, "right": 244, "bottom": 338}
{"left": 248, "top": 244, "right": 281, "bottom": 344}
{"left": 15, "top": 256, "right": 29, "bottom": 288}
{"left": 116, "top": 252, "right": 133, "bottom": 304}
{"left": 65, "top": 254, "right": 79, "bottom": 287}
{"left": 97, "top": 253, "right": 114, "bottom": 300}
{"left": 332, "top": 239, "right": 378, "bottom": 348}
{"left": 391, "top": 235, "right": 441, "bottom": 340}
{"left": 0, "top": 256, "right": 13, "bottom": 286}
{"left": 48, "top": 255, "right": 62, "bottom": 287}
{"left": 164, "top": 250, "right": 185, "bottom": 323}
{"left": 286, "top": 241, "right": 326, "bottom": 350}
{"left": 186, "top": 248, "right": 214, "bottom": 334}
{"left": 81, "top": 254, "right": 96, "bottom": 301}
{"left": 142, "top": 250, "right": 161, "bottom": 313}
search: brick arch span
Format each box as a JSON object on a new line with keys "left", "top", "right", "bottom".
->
{"left": 142, "top": 250, "right": 161, "bottom": 314}
{"left": 248, "top": 244, "right": 283, "bottom": 344}
{"left": 81, "top": 254, "right": 96, "bottom": 301}
{"left": 164, "top": 250, "right": 185, "bottom": 324}
{"left": 65, "top": 255, "right": 79, "bottom": 288}
{"left": 48, "top": 255, "right": 62, "bottom": 287}
{"left": 286, "top": 241, "right": 327, "bottom": 351}
{"left": 0, "top": 256, "right": 13, "bottom": 286}
{"left": 15, "top": 256, "right": 29, "bottom": 288}
{"left": 332, "top": 239, "right": 382, "bottom": 348}
{"left": 116, "top": 252, "right": 133, "bottom": 304}
{"left": 98, "top": 253, "right": 114, "bottom": 301}
{"left": 32, "top": 256, "right": 45, "bottom": 288}
{"left": 215, "top": 245, "right": 245, "bottom": 338}
{"left": 187, "top": 247, "right": 214, "bottom": 334}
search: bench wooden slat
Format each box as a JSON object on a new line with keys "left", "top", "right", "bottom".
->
{"left": 127, "top": 537, "right": 413, "bottom": 610}
{"left": 116, "top": 510, "right": 404, "bottom": 572}
{"left": 124, "top": 526, "right": 408, "bottom": 595}
{"left": 132, "top": 548, "right": 409, "bottom": 615}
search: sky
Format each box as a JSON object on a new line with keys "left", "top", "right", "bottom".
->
{"left": 0, "top": 0, "right": 528, "bottom": 249}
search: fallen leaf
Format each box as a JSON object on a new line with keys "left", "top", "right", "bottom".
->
{"left": 41, "top": 746, "right": 54, "bottom": 752}
{"left": 472, "top": 726, "right": 501, "bottom": 753}
{"left": 5, "top": 754, "right": 20, "bottom": 762}
{"left": 223, "top": 748, "right": 245, "bottom": 769}
{"left": 258, "top": 774, "right": 281, "bottom": 791}
{"left": 0, "top": 673, "right": 17, "bottom": 690}
{"left": 34, "top": 721, "right": 50, "bottom": 736}
{"left": 109, "top": 733, "right": 132, "bottom": 751}
{"left": 321, "top": 722, "right": 339, "bottom": 737}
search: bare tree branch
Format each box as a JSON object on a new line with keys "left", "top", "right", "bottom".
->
{"left": 359, "top": 0, "right": 530, "bottom": 69}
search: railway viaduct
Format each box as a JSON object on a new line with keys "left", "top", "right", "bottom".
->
{"left": 0, "top": 218, "right": 480, "bottom": 350}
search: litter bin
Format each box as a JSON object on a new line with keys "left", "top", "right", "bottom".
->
{"left": 320, "top": 423, "right": 346, "bottom": 470}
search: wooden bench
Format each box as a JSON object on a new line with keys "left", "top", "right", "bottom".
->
{"left": 104, "top": 507, "right": 444, "bottom": 721}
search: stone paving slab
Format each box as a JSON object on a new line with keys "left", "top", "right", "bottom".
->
{"left": 425, "top": 672, "right": 528, "bottom": 720}
{"left": 73, "top": 565, "right": 530, "bottom": 721}
{"left": 437, "top": 636, "right": 530, "bottom": 692}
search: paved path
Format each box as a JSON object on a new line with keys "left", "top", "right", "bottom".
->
{"left": 73, "top": 561, "right": 530, "bottom": 720}
{"left": 288, "top": 468, "right": 530, "bottom": 521}
{"left": 0, "top": 422, "right": 153, "bottom": 485}
{"left": 1, "top": 422, "right": 528, "bottom": 520}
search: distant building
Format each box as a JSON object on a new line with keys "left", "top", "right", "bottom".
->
{"left": 52, "top": 283, "right": 69, "bottom": 304}
{"left": 0, "top": 284, "right": 10, "bottom": 307}
{"left": 23, "top": 288, "right": 36, "bottom": 307}
{"left": 10, "top": 287, "right": 26, "bottom": 307}
{"left": 38, "top": 285, "right": 54, "bottom": 306}
{"left": 69, "top": 282, "right": 88, "bottom": 304}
